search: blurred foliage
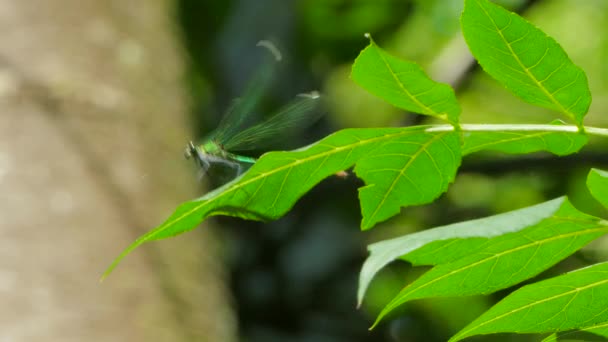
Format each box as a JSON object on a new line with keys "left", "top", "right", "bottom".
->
{"left": 174, "top": 0, "right": 608, "bottom": 341}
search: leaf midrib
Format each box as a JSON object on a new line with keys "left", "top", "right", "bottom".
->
{"left": 475, "top": 0, "right": 574, "bottom": 118}
{"left": 375, "top": 47, "right": 439, "bottom": 116}
{"left": 462, "top": 131, "right": 559, "bottom": 154}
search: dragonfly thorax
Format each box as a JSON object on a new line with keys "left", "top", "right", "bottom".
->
{"left": 200, "top": 140, "right": 226, "bottom": 156}
{"left": 185, "top": 140, "right": 239, "bottom": 168}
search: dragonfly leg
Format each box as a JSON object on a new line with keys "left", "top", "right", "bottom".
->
{"left": 235, "top": 163, "right": 243, "bottom": 177}
{"left": 196, "top": 157, "right": 211, "bottom": 182}
{"left": 213, "top": 158, "right": 243, "bottom": 180}
{"left": 222, "top": 161, "right": 242, "bottom": 178}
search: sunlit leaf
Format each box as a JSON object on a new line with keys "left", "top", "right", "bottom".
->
{"left": 461, "top": 0, "right": 591, "bottom": 124}
{"left": 451, "top": 261, "right": 608, "bottom": 341}
{"left": 352, "top": 36, "right": 461, "bottom": 124}
{"left": 356, "top": 130, "right": 461, "bottom": 229}
{"left": 104, "top": 126, "right": 462, "bottom": 277}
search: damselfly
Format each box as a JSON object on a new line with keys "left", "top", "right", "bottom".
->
{"left": 185, "top": 41, "right": 322, "bottom": 181}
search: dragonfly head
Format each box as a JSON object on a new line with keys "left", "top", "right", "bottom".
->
{"left": 185, "top": 141, "right": 206, "bottom": 160}
{"left": 184, "top": 141, "right": 210, "bottom": 169}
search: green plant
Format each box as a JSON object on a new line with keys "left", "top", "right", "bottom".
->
{"left": 105, "top": 0, "right": 608, "bottom": 340}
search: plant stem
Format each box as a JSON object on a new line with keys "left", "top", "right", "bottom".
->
{"left": 426, "top": 124, "right": 608, "bottom": 137}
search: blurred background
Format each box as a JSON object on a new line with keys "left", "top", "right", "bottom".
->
{"left": 2, "top": 0, "right": 607, "bottom": 341}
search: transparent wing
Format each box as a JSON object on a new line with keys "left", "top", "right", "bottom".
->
{"left": 210, "top": 41, "right": 281, "bottom": 145}
{"left": 223, "top": 91, "right": 323, "bottom": 151}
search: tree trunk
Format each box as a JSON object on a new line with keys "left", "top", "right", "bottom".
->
{"left": 0, "top": 0, "right": 235, "bottom": 341}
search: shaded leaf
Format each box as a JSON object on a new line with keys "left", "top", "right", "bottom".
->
{"left": 461, "top": 0, "right": 591, "bottom": 124}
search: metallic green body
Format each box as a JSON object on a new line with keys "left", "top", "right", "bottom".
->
{"left": 200, "top": 140, "right": 257, "bottom": 164}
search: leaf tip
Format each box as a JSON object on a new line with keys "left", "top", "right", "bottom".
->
{"left": 370, "top": 311, "right": 389, "bottom": 331}
{"left": 101, "top": 237, "right": 149, "bottom": 281}
{"left": 363, "top": 33, "right": 377, "bottom": 47}
{"left": 369, "top": 320, "right": 380, "bottom": 331}
{"left": 100, "top": 256, "right": 123, "bottom": 281}
{"left": 356, "top": 291, "right": 365, "bottom": 309}
{"left": 360, "top": 213, "right": 380, "bottom": 231}
{"left": 99, "top": 274, "right": 108, "bottom": 283}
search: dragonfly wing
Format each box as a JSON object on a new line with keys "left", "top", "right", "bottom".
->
{"left": 223, "top": 91, "right": 323, "bottom": 151}
{"left": 211, "top": 42, "right": 282, "bottom": 145}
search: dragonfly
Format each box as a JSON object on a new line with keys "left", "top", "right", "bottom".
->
{"left": 185, "top": 41, "right": 323, "bottom": 181}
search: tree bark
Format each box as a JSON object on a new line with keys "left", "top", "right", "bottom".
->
{"left": 0, "top": 0, "right": 235, "bottom": 341}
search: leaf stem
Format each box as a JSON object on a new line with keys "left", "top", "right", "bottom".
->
{"left": 426, "top": 124, "right": 608, "bottom": 137}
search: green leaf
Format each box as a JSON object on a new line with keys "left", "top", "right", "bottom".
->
{"left": 356, "top": 130, "right": 461, "bottom": 230}
{"left": 461, "top": 0, "right": 591, "bottom": 124}
{"left": 462, "top": 129, "right": 588, "bottom": 156}
{"left": 358, "top": 197, "right": 565, "bottom": 306}
{"left": 103, "top": 126, "right": 462, "bottom": 277}
{"left": 351, "top": 35, "right": 461, "bottom": 124}
{"left": 451, "top": 261, "right": 608, "bottom": 341}
{"left": 542, "top": 322, "right": 608, "bottom": 342}
{"left": 372, "top": 200, "right": 605, "bottom": 328}
{"left": 587, "top": 168, "right": 608, "bottom": 209}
